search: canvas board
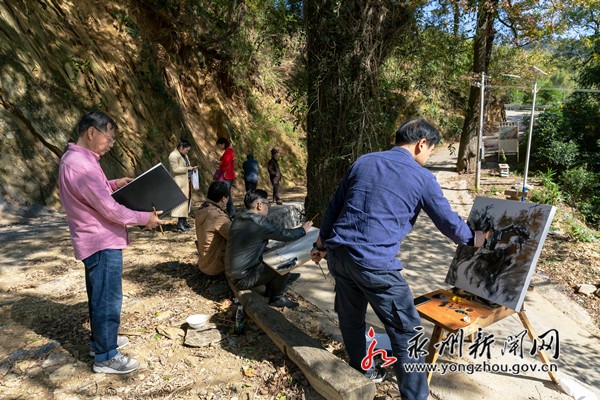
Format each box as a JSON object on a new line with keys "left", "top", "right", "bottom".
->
{"left": 262, "top": 228, "right": 320, "bottom": 275}
{"left": 445, "top": 196, "right": 556, "bottom": 311}
{"left": 112, "top": 163, "right": 187, "bottom": 214}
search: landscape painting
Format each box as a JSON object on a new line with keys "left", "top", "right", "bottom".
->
{"left": 445, "top": 196, "right": 556, "bottom": 311}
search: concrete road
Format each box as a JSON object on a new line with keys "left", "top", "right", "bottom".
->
{"left": 291, "top": 146, "right": 599, "bottom": 399}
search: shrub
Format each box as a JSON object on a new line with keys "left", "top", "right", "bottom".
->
{"left": 530, "top": 169, "right": 562, "bottom": 205}
{"left": 560, "top": 165, "right": 595, "bottom": 202}
{"left": 521, "top": 108, "right": 576, "bottom": 173}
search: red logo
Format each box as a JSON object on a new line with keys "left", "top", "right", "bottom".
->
{"left": 361, "top": 327, "right": 398, "bottom": 370}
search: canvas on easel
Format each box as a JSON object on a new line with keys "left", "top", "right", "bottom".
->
{"left": 445, "top": 196, "right": 556, "bottom": 312}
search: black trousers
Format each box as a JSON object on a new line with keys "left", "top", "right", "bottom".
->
{"left": 271, "top": 181, "right": 281, "bottom": 202}
{"left": 244, "top": 180, "right": 257, "bottom": 192}
{"left": 232, "top": 262, "right": 289, "bottom": 301}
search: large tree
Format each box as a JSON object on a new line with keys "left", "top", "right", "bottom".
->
{"left": 457, "top": 0, "right": 498, "bottom": 173}
{"left": 455, "top": 0, "right": 566, "bottom": 172}
{"left": 304, "top": 0, "right": 415, "bottom": 220}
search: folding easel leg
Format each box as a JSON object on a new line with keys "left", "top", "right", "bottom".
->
{"left": 425, "top": 324, "right": 445, "bottom": 384}
{"left": 517, "top": 311, "right": 560, "bottom": 385}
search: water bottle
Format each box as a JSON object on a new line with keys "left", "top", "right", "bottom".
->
{"left": 235, "top": 303, "right": 246, "bottom": 334}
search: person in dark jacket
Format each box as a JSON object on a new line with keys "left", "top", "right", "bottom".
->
{"left": 267, "top": 148, "right": 282, "bottom": 205}
{"left": 242, "top": 153, "right": 259, "bottom": 193}
{"left": 225, "top": 189, "right": 312, "bottom": 309}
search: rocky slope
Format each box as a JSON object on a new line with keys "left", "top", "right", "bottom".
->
{"left": 0, "top": 0, "right": 305, "bottom": 213}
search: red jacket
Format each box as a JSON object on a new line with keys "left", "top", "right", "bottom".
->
{"left": 219, "top": 147, "right": 235, "bottom": 180}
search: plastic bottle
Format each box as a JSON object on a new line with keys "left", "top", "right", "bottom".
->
{"left": 235, "top": 303, "right": 246, "bottom": 334}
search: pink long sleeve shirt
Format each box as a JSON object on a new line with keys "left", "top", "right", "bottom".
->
{"left": 58, "top": 143, "right": 150, "bottom": 260}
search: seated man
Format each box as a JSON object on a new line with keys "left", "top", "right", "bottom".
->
{"left": 225, "top": 189, "right": 312, "bottom": 309}
{"left": 195, "top": 181, "right": 231, "bottom": 276}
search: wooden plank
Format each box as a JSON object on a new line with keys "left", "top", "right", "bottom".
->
{"left": 504, "top": 189, "right": 529, "bottom": 199}
{"left": 234, "top": 287, "right": 376, "bottom": 400}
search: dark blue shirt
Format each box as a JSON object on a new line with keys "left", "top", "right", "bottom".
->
{"left": 242, "top": 158, "right": 259, "bottom": 183}
{"left": 320, "top": 147, "right": 473, "bottom": 271}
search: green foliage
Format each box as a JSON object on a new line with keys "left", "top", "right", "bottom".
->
{"left": 521, "top": 107, "right": 578, "bottom": 174}
{"left": 560, "top": 165, "right": 595, "bottom": 202}
{"left": 568, "top": 221, "right": 600, "bottom": 243}
{"left": 113, "top": 9, "right": 138, "bottom": 37}
{"left": 530, "top": 169, "right": 561, "bottom": 206}
{"left": 562, "top": 92, "right": 600, "bottom": 168}
{"left": 381, "top": 26, "right": 472, "bottom": 139}
{"left": 67, "top": 55, "right": 91, "bottom": 83}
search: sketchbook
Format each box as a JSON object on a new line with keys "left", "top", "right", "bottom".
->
{"left": 262, "top": 228, "right": 320, "bottom": 275}
{"left": 111, "top": 163, "right": 187, "bottom": 214}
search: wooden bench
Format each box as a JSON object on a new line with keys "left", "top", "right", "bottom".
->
{"left": 232, "top": 286, "right": 376, "bottom": 400}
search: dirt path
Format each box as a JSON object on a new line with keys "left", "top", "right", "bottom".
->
{"left": 0, "top": 213, "right": 330, "bottom": 399}
{"left": 1, "top": 147, "right": 598, "bottom": 399}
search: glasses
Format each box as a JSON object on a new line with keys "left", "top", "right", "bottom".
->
{"left": 95, "top": 127, "right": 116, "bottom": 145}
{"left": 259, "top": 201, "right": 271, "bottom": 209}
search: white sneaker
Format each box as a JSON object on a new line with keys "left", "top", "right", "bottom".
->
{"left": 365, "top": 366, "right": 387, "bottom": 383}
{"left": 89, "top": 335, "right": 129, "bottom": 356}
{"left": 93, "top": 353, "right": 139, "bottom": 374}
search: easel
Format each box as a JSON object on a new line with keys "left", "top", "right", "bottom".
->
{"left": 416, "top": 288, "right": 559, "bottom": 385}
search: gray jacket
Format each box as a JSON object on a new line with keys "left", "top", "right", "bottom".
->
{"left": 225, "top": 210, "right": 305, "bottom": 281}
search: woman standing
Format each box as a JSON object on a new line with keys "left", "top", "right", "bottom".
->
{"left": 169, "top": 139, "right": 196, "bottom": 232}
{"left": 216, "top": 137, "right": 236, "bottom": 218}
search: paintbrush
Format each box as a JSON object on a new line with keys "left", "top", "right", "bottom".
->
{"left": 307, "top": 212, "right": 319, "bottom": 222}
{"left": 152, "top": 206, "right": 164, "bottom": 236}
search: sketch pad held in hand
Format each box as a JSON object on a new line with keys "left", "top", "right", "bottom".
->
{"left": 111, "top": 163, "right": 187, "bottom": 214}
{"left": 262, "top": 228, "right": 320, "bottom": 275}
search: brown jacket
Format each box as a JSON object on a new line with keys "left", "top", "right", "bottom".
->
{"left": 195, "top": 200, "right": 231, "bottom": 275}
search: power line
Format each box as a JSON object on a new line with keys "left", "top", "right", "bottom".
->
{"left": 485, "top": 85, "right": 600, "bottom": 93}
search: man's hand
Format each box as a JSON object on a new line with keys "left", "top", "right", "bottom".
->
{"left": 310, "top": 248, "right": 327, "bottom": 264}
{"left": 474, "top": 230, "right": 493, "bottom": 247}
{"left": 115, "top": 177, "right": 133, "bottom": 189}
{"left": 146, "top": 211, "right": 164, "bottom": 229}
{"left": 302, "top": 220, "right": 313, "bottom": 233}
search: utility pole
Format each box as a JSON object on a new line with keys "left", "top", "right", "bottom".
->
{"left": 475, "top": 71, "right": 485, "bottom": 191}
{"left": 522, "top": 66, "right": 548, "bottom": 202}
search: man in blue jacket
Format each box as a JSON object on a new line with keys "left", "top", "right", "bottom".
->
{"left": 242, "top": 153, "right": 259, "bottom": 193}
{"left": 311, "top": 118, "right": 485, "bottom": 399}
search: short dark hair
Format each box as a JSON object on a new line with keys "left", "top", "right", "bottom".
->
{"left": 394, "top": 118, "right": 440, "bottom": 146}
{"left": 207, "top": 181, "right": 229, "bottom": 202}
{"left": 244, "top": 189, "right": 268, "bottom": 209}
{"left": 78, "top": 111, "right": 117, "bottom": 137}
{"left": 216, "top": 137, "right": 230, "bottom": 148}
{"left": 178, "top": 139, "right": 191, "bottom": 149}
{"left": 271, "top": 148, "right": 279, "bottom": 155}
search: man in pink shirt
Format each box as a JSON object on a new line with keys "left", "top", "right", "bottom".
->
{"left": 59, "top": 111, "right": 162, "bottom": 374}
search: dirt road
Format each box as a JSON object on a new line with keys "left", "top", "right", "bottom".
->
{"left": 1, "top": 146, "right": 598, "bottom": 399}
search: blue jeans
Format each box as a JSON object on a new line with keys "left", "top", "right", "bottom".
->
{"left": 83, "top": 249, "right": 123, "bottom": 363}
{"left": 328, "top": 246, "right": 428, "bottom": 400}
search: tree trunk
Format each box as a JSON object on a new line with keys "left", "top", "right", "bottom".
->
{"left": 304, "top": 0, "right": 412, "bottom": 222}
{"left": 456, "top": 0, "right": 498, "bottom": 173}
